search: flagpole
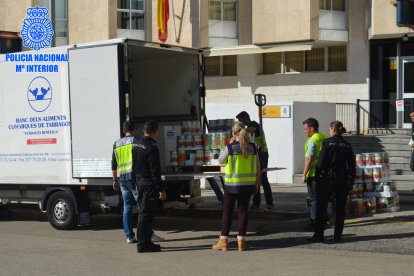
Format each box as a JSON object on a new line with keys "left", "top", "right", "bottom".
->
{"left": 171, "top": 0, "right": 178, "bottom": 42}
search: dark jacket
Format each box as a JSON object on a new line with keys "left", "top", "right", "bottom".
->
{"left": 314, "top": 135, "right": 356, "bottom": 184}
{"left": 132, "top": 136, "right": 165, "bottom": 192}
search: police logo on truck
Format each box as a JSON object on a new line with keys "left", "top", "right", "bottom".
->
{"left": 27, "top": 76, "right": 52, "bottom": 112}
{"left": 20, "top": 6, "right": 54, "bottom": 51}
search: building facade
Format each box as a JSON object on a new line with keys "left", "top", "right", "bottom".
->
{"left": 0, "top": 0, "right": 413, "bottom": 130}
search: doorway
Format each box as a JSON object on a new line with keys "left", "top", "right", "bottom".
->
{"left": 402, "top": 57, "right": 414, "bottom": 128}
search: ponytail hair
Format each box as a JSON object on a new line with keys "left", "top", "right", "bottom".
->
{"left": 330, "top": 120, "right": 347, "bottom": 135}
{"left": 232, "top": 121, "right": 250, "bottom": 157}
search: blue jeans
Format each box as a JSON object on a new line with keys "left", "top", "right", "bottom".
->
{"left": 120, "top": 179, "right": 140, "bottom": 239}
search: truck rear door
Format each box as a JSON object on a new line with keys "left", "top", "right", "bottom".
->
{"left": 68, "top": 43, "right": 125, "bottom": 178}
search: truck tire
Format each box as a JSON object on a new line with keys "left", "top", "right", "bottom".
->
{"left": 46, "top": 191, "right": 77, "bottom": 230}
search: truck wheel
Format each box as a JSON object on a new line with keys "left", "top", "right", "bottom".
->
{"left": 46, "top": 191, "right": 77, "bottom": 230}
{"left": 0, "top": 203, "right": 8, "bottom": 212}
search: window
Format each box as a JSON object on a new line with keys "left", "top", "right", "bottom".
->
{"left": 263, "top": 53, "right": 282, "bottom": 74}
{"left": 117, "top": 0, "right": 145, "bottom": 30}
{"left": 204, "top": 56, "right": 237, "bottom": 76}
{"left": 223, "top": 56, "right": 237, "bottom": 76}
{"left": 319, "top": 0, "right": 345, "bottom": 11}
{"left": 305, "top": 48, "right": 325, "bottom": 72}
{"left": 285, "top": 51, "right": 304, "bottom": 73}
{"left": 204, "top": 57, "right": 221, "bottom": 76}
{"left": 38, "top": 0, "right": 68, "bottom": 46}
{"left": 209, "top": 1, "right": 222, "bottom": 20}
{"left": 328, "top": 46, "right": 347, "bottom": 71}
{"left": 209, "top": 0, "right": 237, "bottom": 21}
{"left": 261, "top": 46, "right": 347, "bottom": 74}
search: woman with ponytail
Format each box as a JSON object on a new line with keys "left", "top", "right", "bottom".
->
{"left": 309, "top": 121, "right": 356, "bottom": 243}
{"left": 212, "top": 122, "right": 260, "bottom": 251}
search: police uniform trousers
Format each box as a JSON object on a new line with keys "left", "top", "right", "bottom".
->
{"left": 136, "top": 178, "right": 159, "bottom": 248}
{"left": 314, "top": 172, "right": 349, "bottom": 240}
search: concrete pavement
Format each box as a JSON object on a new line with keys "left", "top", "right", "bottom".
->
{"left": 1, "top": 183, "right": 414, "bottom": 275}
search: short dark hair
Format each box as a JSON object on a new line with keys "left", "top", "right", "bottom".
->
{"left": 302, "top": 118, "right": 319, "bottom": 131}
{"left": 122, "top": 121, "right": 135, "bottom": 133}
{"left": 236, "top": 111, "right": 250, "bottom": 120}
{"left": 143, "top": 120, "right": 159, "bottom": 134}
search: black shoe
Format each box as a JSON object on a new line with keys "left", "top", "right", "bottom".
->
{"left": 334, "top": 237, "right": 342, "bottom": 243}
{"left": 137, "top": 243, "right": 161, "bottom": 253}
{"left": 307, "top": 235, "right": 324, "bottom": 243}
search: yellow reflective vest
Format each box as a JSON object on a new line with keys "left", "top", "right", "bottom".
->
{"left": 112, "top": 136, "right": 138, "bottom": 180}
{"left": 304, "top": 132, "right": 328, "bottom": 178}
{"left": 224, "top": 142, "right": 258, "bottom": 193}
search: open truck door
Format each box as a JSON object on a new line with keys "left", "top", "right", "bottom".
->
{"left": 68, "top": 43, "right": 125, "bottom": 178}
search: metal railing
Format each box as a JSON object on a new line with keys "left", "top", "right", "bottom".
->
{"left": 336, "top": 99, "right": 395, "bottom": 134}
{"left": 336, "top": 103, "right": 357, "bottom": 132}
{"left": 356, "top": 99, "right": 394, "bottom": 135}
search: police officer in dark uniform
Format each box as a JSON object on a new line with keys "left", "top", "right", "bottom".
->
{"left": 132, "top": 120, "right": 167, "bottom": 253}
{"left": 308, "top": 121, "right": 355, "bottom": 243}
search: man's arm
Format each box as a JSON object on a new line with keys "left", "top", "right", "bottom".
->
{"left": 302, "top": 156, "right": 313, "bottom": 183}
{"left": 255, "top": 155, "right": 261, "bottom": 194}
{"left": 148, "top": 146, "right": 166, "bottom": 201}
{"left": 147, "top": 146, "right": 165, "bottom": 192}
{"left": 111, "top": 148, "right": 119, "bottom": 191}
{"left": 347, "top": 144, "right": 356, "bottom": 184}
{"left": 302, "top": 140, "right": 315, "bottom": 183}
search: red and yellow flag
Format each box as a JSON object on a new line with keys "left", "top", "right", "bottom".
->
{"left": 157, "top": 0, "right": 170, "bottom": 43}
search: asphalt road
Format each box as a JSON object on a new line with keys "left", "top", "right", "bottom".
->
{"left": 0, "top": 205, "right": 414, "bottom": 276}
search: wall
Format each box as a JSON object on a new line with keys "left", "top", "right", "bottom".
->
{"left": 238, "top": 0, "right": 252, "bottom": 45}
{"left": 252, "top": 0, "right": 319, "bottom": 44}
{"left": 292, "top": 102, "right": 335, "bottom": 175}
{"left": 0, "top": 0, "right": 32, "bottom": 33}
{"left": 371, "top": 0, "right": 414, "bottom": 38}
{"left": 68, "top": 0, "right": 114, "bottom": 44}
{"left": 205, "top": 49, "right": 370, "bottom": 105}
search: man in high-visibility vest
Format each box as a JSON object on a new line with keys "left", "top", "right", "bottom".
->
{"left": 112, "top": 121, "right": 140, "bottom": 244}
{"left": 302, "top": 118, "right": 328, "bottom": 230}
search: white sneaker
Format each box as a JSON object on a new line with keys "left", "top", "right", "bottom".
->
{"left": 126, "top": 237, "right": 137, "bottom": 244}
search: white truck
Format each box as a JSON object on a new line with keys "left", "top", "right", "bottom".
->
{"left": 0, "top": 38, "right": 208, "bottom": 229}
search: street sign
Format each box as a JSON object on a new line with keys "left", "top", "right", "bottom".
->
{"left": 262, "top": 105, "right": 291, "bottom": 118}
{"left": 390, "top": 59, "right": 397, "bottom": 70}
{"left": 396, "top": 100, "right": 404, "bottom": 112}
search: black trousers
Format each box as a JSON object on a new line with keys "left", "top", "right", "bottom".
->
{"left": 136, "top": 178, "right": 159, "bottom": 248}
{"left": 252, "top": 151, "right": 273, "bottom": 207}
{"left": 314, "top": 176, "right": 349, "bottom": 240}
